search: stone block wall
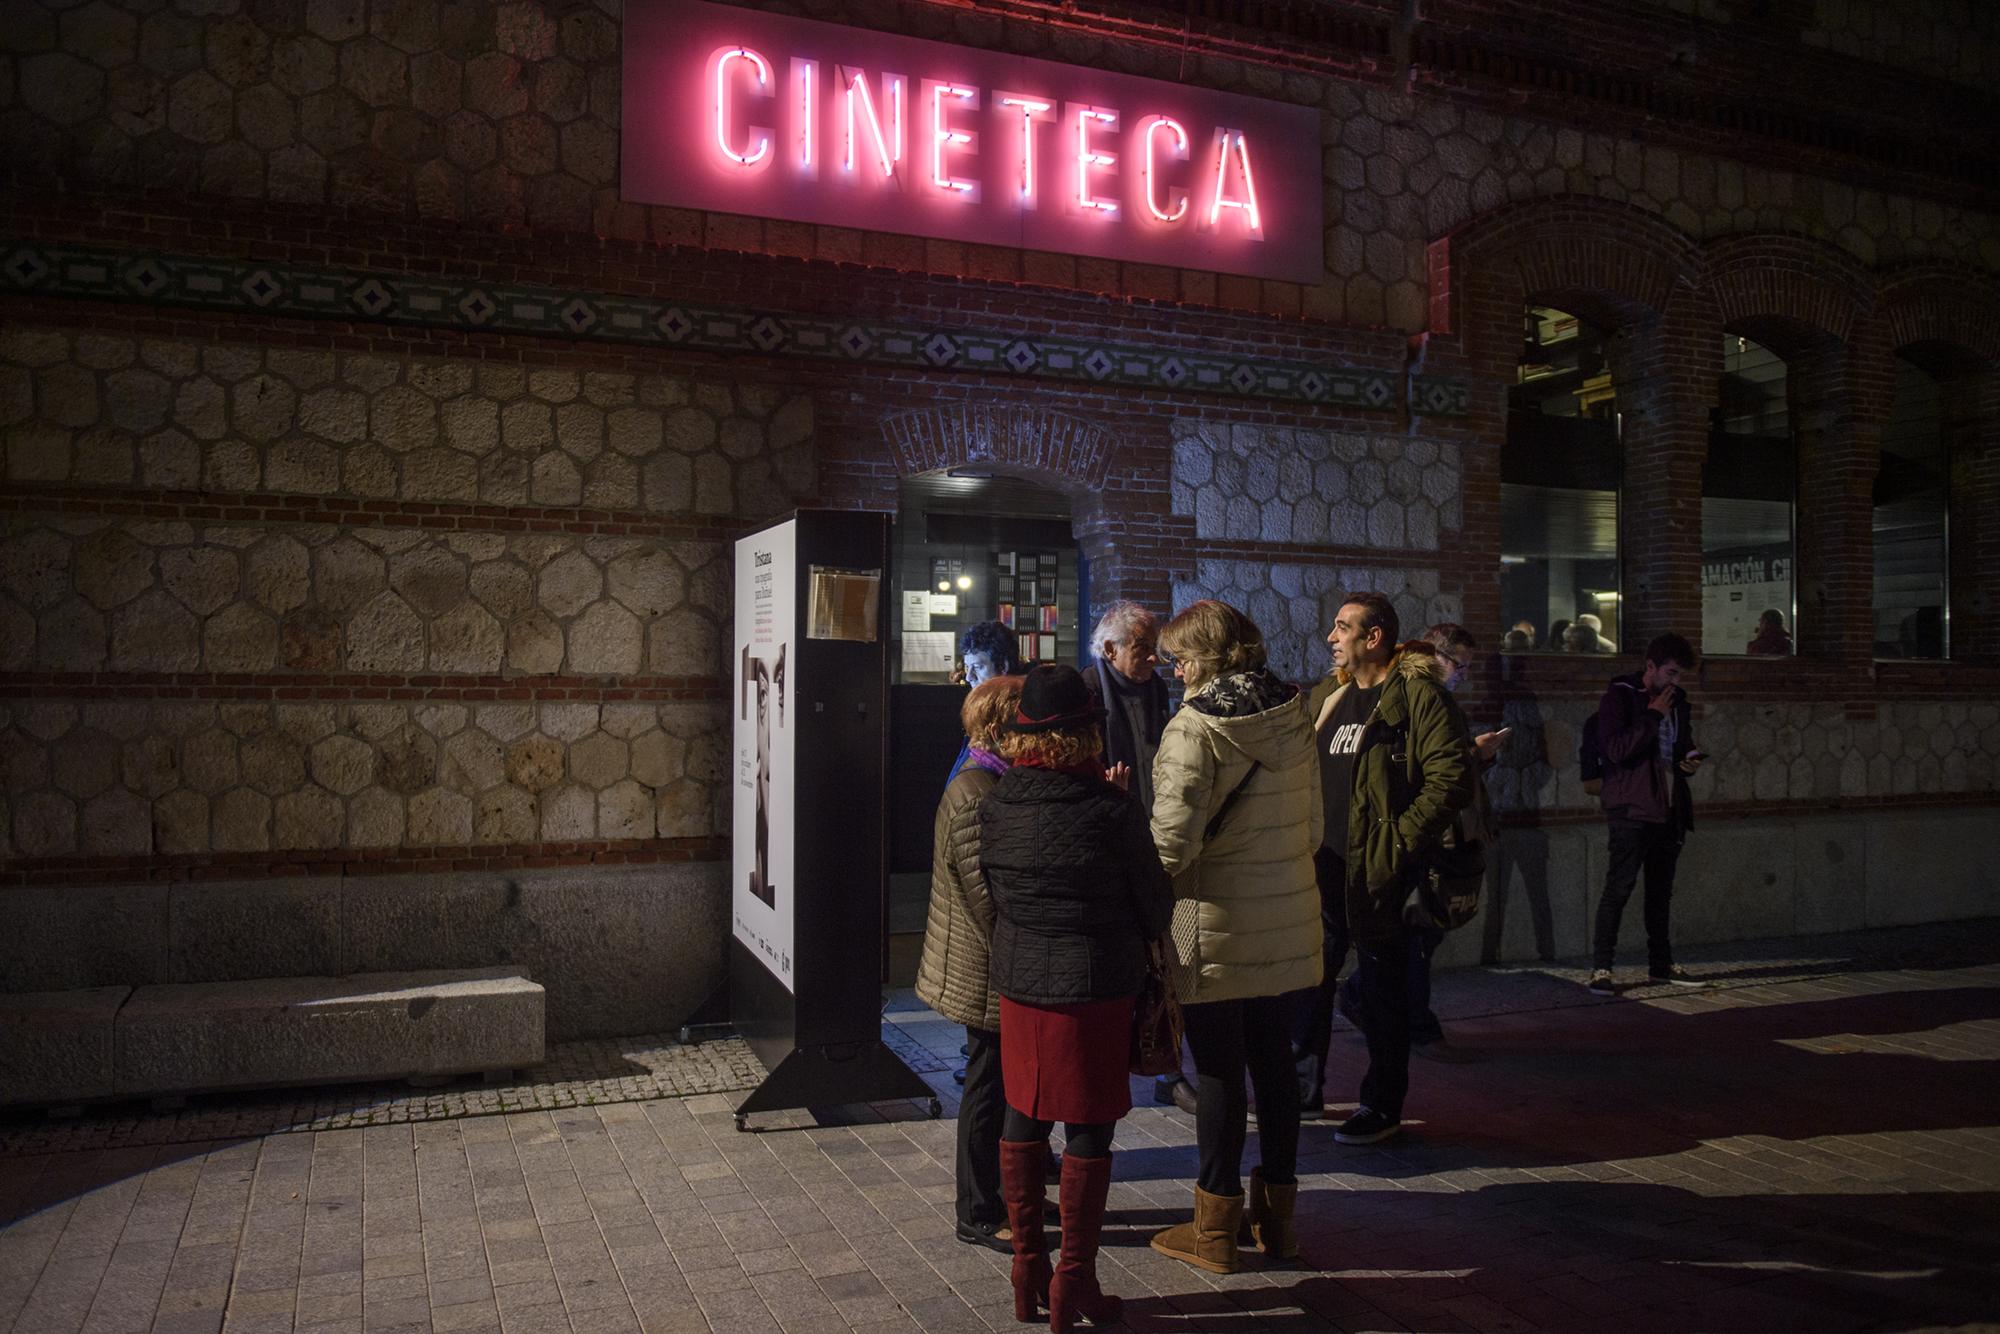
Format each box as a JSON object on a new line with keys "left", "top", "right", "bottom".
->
{"left": 5, "top": 0, "right": 1996, "bottom": 327}
{"left": 0, "top": 313, "right": 808, "bottom": 1035}
{"left": 1171, "top": 426, "right": 1464, "bottom": 552}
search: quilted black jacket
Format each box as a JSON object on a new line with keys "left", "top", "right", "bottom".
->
{"left": 979, "top": 765, "right": 1174, "bottom": 1006}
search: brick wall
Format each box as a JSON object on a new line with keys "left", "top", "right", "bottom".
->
{"left": 1, "top": 0, "right": 1998, "bottom": 1019}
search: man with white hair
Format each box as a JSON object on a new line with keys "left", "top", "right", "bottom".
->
{"left": 1079, "top": 600, "right": 1170, "bottom": 815}
{"left": 1080, "top": 598, "right": 1190, "bottom": 1111}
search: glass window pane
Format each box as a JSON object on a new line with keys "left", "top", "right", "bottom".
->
{"left": 1873, "top": 357, "right": 1949, "bottom": 658}
{"left": 1702, "top": 335, "right": 1796, "bottom": 656}
{"left": 1500, "top": 306, "right": 1622, "bottom": 655}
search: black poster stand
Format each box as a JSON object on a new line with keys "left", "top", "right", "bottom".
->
{"left": 730, "top": 510, "right": 936, "bottom": 1131}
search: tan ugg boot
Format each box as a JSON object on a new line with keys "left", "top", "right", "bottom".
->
{"left": 1246, "top": 1168, "right": 1300, "bottom": 1260}
{"left": 1148, "top": 1184, "right": 1243, "bottom": 1274}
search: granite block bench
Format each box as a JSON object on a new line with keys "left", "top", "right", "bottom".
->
{"left": 2, "top": 968, "right": 543, "bottom": 1109}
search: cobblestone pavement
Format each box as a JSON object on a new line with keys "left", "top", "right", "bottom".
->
{"left": 4, "top": 920, "right": 1998, "bottom": 1333}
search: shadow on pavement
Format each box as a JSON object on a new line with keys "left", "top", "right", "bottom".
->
{"left": 1108, "top": 1181, "right": 2000, "bottom": 1333}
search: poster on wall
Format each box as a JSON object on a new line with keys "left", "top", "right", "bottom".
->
{"left": 734, "top": 520, "right": 797, "bottom": 991}
{"left": 1700, "top": 545, "right": 1792, "bottom": 655}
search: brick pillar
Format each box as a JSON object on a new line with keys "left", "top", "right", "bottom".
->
{"left": 1604, "top": 292, "right": 1716, "bottom": 655}
{"left": 1946, "top": 369, "right": 2000, "bottom": 664}
{"left": 1793, "top": 339, "right": 1886, "bottom": 672}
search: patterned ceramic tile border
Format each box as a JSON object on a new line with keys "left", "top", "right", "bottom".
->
{"left": 0, "top": 240, "right": 1470, "bottom": 414}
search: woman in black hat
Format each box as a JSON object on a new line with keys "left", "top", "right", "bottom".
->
{"left": 980, "top": 663, "right": 1173, "bottom": 1333}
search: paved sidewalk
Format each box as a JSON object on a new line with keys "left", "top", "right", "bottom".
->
{"left": 5, "top": 921, "right": 1999, "bottom": 1333}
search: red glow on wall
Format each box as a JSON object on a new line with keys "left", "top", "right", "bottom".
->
{"left": 623, "top": 0, "right": 1323, "bottom": 283}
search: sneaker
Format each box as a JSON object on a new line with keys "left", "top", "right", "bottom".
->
{"left": 1586, "top": 969, "right": 1616, "bottom": 996}
{"left": 1333, "top": 1107, "right": 1401, "bottom": 1145}
{"left": 1649, "top": 965, "right": 1706, "bottom": 988}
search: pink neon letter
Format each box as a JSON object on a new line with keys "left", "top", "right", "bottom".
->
{"left": 711, "top": 46, "right": 773, "bottom": 168}
{"left": 1207, "top": 129, "right": 1263, "bottom": 234}
{"left": 841, "top": 67, "right": 905, "bottom": 179}
{"left": 790, "top": 58, "right": 819, "bottom": 174}
{"left": 1075, "top": 106, "right": 1119, "bottom": 215}
{"left": 996, "top": 93, "right": 1052, "bottom": 204}
{"left": 1140, "top": 115, "right": 1188, "bottom": 223}
{"left": 930, "top": 82, "right": 978, "bottom": 196}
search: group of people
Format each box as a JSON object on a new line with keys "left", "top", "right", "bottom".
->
{"left": 1503, "top": 611, "right": 1618, "bottom": 654}
{"left": 915, "top": 591, "right": 1709, "bottom": 1328}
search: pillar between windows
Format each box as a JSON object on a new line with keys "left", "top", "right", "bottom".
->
{"left": 1603, "top": 295, "right": 1715, "bottom": 656}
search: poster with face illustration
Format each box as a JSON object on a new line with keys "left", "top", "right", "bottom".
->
{"left": 734, "top": 519, "right": 796, "bottom": 990}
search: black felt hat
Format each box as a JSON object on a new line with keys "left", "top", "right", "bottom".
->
{"left": 1009, "top": 664, "right": 1108, "bottom": 734}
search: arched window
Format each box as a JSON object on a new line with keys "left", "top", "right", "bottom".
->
{"left": 1499, "top": 305, "right": 1623, "bottom": 655}
{"left": 1873, "top": 354, "right": 1951, "bottom": 658}
{"left": 1702, "top": 334, "right": 1796, "bottom": 656}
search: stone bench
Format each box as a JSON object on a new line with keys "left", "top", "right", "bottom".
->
{"left": 0, "top": 987, "right": 130, "bottom": 1109}
{"left": 1, "top": 968, "right": 544, "bottom": 1109}
{"left": 115, "top": 968, "right": 545, "bottom": 1100}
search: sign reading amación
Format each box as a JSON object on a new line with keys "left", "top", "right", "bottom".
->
{"left": 622, "top": 0, "right": 1324, "bottom": 284}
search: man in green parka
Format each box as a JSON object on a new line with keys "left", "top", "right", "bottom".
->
{"left": 1292, "top": 592, "right": 1476, "bottom": 1144}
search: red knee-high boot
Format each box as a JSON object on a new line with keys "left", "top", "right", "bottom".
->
{"left": 1049, "top": 1153, "right": 1122, "bottom": 1332}
{"left": 999, "top": 1139, "right": 1053, "bottom": 1323}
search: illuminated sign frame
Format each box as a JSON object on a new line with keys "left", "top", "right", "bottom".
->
{"left": 623, "top": 0, "right": 1324, "bottom": 284}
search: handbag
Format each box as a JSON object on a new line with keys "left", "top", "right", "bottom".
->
{"left": 1402, "top": 831, "right": 1486, "bottom": 931}
{"left": 1129, "top": 935, "right": 1185, "bottom": 1076}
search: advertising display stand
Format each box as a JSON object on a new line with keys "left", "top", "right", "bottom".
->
{"left": 730, "top": 509, "right": 937, "bottom": 1131}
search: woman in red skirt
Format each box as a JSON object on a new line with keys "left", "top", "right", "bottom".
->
{"left": 980, "top": 664, "right": 1173, "bottom": 1332}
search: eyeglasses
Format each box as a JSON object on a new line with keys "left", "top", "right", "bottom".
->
{"left": 1154, "top": 646, "right": 1177, "bottom": 667}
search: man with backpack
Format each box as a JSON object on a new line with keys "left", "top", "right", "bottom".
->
{"left": 1293, "top": 593, "right": 1476, "bottom": 1144}
{"left": 1585, "top": 633, "right": 1706, "bottom": 995}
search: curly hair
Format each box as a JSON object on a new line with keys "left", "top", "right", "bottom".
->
{"left": 961, "top": 675, "right": 1026, "bottom": 751}
{"left": 997, "top": 724, "right": 1103, "bottom": 769}
{"left": 1159, "top": 599, "right": 1266, "bottom": 692}
{"left": 959, "top": 620, "right": 1021, "bottom": 672}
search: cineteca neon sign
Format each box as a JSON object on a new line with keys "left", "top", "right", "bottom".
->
{"left": 623, "top": 0, "right": 1323, "bottom": 283}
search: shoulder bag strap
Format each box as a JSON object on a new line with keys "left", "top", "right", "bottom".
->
{"left": 1204, "top": 759, "right": 1261, "bottom": 842}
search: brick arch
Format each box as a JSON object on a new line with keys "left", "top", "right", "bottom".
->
{"left": 878, "top": 405, "right": 1115, "bottom": 493}
{"left": 1697, "top": 233, "right": 1875, "bottom": 348}
{"left": 1875, "top": 266, "right": 2000, "bottom": 368}
{"left": 1430, "top": 194, "right": 1704, "bottom": 341}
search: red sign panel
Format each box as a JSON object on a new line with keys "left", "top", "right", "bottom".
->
{"left": 622, "top": 0, "right": 1324, "bottom": 283}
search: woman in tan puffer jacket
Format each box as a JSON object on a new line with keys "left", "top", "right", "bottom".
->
{"left": 1147, "top": 600, "right": 1322, "bottom": 1276}
{"left": 914, "top": 673, "right": 1025, "bottom": 1254}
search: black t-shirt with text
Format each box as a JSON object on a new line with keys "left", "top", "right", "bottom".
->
{"left": 1319, "top": 681, "right": 1382, "bottom": 854}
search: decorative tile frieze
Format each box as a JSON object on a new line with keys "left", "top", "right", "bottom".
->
{"left": 0, "top": 241, "right": 1467, "bottom": 413}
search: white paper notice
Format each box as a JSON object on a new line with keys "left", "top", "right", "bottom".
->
{"left": 901, "top": 630, "right": 954, "bottom": 675}
{"left": 928, "top": 593, "right": 958, "bottom": 616}
{"left": 900, "top": 591, "right": 931, "bottom": 633}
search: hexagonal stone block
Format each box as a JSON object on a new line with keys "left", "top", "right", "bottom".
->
{"left": 160, "top": 546, "right": 239, "bottom": 617}
{"left": 569, "top": 732, "right": 628, "bottom": 791}
{"left": 388, "top": 546, "right": 468, "bottom": 618}
{"left": 568, "top": 601, "right": 640, "bottom": 675}
{"left": 346, "top": 592, "right": 425, "bottom": 672}
{"left": 537, "top": 550, "right": 602, "bottom": 619}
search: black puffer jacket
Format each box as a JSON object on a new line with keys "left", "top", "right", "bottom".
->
{"left": 980, "top": 765, "right": 1174, "bottom": 1006}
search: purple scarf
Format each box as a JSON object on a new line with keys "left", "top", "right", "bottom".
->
{"left": 965, "top": 746, "right": 1007, "bottom": 777}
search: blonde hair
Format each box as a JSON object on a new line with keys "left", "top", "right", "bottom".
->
{"left": 1159, "top": 599, "right": 1266, "bottom": 692}
{"left": 961, "top": 675, "right": 1025, "bottom": 751}
{"left": 997, "top": 724, "right": 1103, "bottom": 769}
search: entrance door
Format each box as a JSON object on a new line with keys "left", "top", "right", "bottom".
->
{"left": 884, "top": 471, "right": 1082, "bottom": 982}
